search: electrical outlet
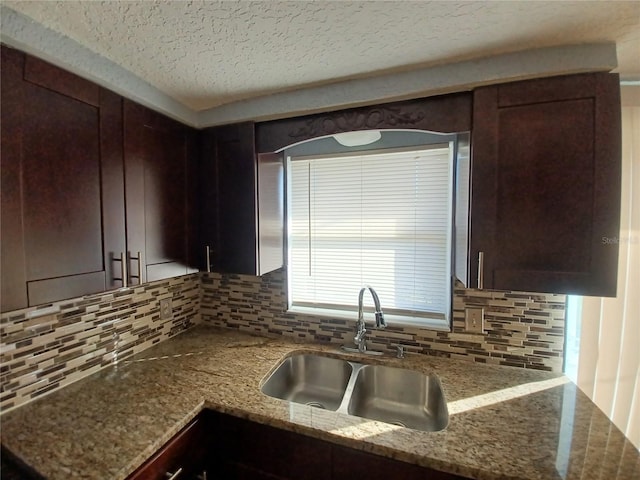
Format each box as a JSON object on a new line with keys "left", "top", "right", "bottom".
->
{"left": 465, "top": 307, "right": 485, "bottom": 333}
{"left": 160, "top": 298, "right": 172, "bottom": 320}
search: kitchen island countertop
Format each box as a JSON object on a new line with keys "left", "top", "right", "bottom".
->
{"left": 1, "top": 325, "right": 638, "bottom": 480}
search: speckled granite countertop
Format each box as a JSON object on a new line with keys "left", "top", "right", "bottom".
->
{"left": 1, "top": 326, "right": 638, "bottom": 480}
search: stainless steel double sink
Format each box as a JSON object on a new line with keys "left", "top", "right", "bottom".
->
{"left": 260, "top": 353, "right": 449, "bottom": 432}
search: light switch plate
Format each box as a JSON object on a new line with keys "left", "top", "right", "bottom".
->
{"left": 465, "top": 307, "right": 485, "bottom": 333}
{"left": 160, "top": 298, "right": 172, "bottom": 320}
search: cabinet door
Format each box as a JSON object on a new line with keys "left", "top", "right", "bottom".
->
{"left": 469, "top": 73, "right": 621, "bottom": 296}
{"left": 123, "top": 100, "right": 197, "bottom": 284}
{"left": 214, "top": 412, "right": 332, "bottom": 480}
{"left": 200, "top": 124, "right": 284, "bottom": 276}
{"left": 332, "top": 445, "right": 467, "bottom": 480}
{"left": 0, "top": 47, "right": 126, "bottom": 312}
{"left": 215, "top": 122, "right": 259, "bottom": 275}
{"left": 127, "top": 416, "right": 209, "bottom": 480}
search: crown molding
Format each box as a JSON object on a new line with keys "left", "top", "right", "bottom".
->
{"left": 1, "top": 6, "right": 618, "bottom": 129}
{"left": 1, "top": 6, "right": 198, "bottom": 126}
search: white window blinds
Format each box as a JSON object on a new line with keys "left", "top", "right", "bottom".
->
{"left": 288, "top": 145, "right": 453, "bottom": 319}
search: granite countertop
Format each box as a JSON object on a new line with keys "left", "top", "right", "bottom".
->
{"left": 1, "top": 325, "right": 638, "bottom": 480}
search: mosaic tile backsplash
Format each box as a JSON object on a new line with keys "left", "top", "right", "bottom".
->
{"left": 201, "top": 269, "right": 566, "bottom": 372}
{"left": 1, "top": 268, "right": 565, "bottom": 413}
{"left": 0, "top": 274, "right": 200, "bottom": 412}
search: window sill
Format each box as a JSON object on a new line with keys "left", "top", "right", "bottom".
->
{"left": 287, "top": 305, "right": 451, "bottom": 332}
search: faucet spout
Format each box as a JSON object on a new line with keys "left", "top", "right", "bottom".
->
{"left": 354, "top": 286, "right": 386, "bottom": 353}
{"left": 358, "top": 286, "right": 386, "bottom": 328}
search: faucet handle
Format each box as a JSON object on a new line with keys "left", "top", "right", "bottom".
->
{"left": 396, "top": 345, "right": 405, "bottom": 359}
{"left": 375, "top": 311, "right": 386, "bottom": 328}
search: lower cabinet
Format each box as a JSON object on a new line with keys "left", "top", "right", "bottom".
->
{"left": 217, "top": 412, "right": 332, "bottom": 480}
{"left": 129, "top": 410, "right": 469, "bottom": 480}
{"left": 0, "top": 446, "right": 43, "bottom": 480}
{"left": 127, "top": 415, "right": 209, "bottom": 480}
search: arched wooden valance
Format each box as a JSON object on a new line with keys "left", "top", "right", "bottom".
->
{"left": 256, "top": 92, "right": 472, "bottom": 153}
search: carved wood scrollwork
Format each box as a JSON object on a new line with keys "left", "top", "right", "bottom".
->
{"left": 288, "top": 107, "right": 426, "bottom": 140}
{"left": 255, "top": 93, "right": 472, "bottom": 153}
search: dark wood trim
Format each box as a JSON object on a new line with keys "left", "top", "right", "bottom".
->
{"left": 256, "top": 92, "right": 472, "bottom": 153}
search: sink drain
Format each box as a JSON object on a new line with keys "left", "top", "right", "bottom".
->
{"left": 305, "top": 401, "right": 326, "bottom": 409}
{"left": 390, "top": 421, "right": 407, "bottom": 428}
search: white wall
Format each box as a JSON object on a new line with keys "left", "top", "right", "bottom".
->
{"left": 574, "top": 85, "right": 640, "bottom": 449}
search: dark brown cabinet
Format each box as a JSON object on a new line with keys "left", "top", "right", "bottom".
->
{"left": 1, "top": 46, "right": 126, "bottom": 312}
{"left": 1, "top": 46, "right": 198, "bottom": 312}
{"left": 124, "top": 100, "right": 198, "bottom": 284}
{"left": 468, "top": 72, "right": 621, "bottom": 296}
{"left": 2, "top": 43, "right": 622, "bottom": 305}
{"left": 130, "top": 410, "right": 468, "bottom": 480}
{"left": 332, "top": 445, "right": 466, "bottom": 480}
{"left": 127, "top": 415, "right": 210, "bottom": 480}
{"left": 216, "top": 412, "right": 332, "bottom": 480}
{"left": 200, "top": 123, "right": 284, "bottom": 276}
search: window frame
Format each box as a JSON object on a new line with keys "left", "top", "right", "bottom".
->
{"left": 283, "top": 133, "right": 460, "bottom": 331}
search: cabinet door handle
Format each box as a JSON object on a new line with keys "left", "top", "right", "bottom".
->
{"left": 113, "top": 252, "right": 128, "bottom": 288}
{"left": 165, "top": 467, "right": 183, "bottom": 480}
{"left": 205, "top": 245, "right": 211, "bottom": 273}
{"left": 136, "top": 251, "right": 142, "bottom": 284}
{"left": 123, "top": 252, "right": 129, "bottom": 288}
{"left": 477, "top": 251, "right": 485, "bottom": 289}
{"left": 128, "top": 252, "right": 143, "bottom": 285}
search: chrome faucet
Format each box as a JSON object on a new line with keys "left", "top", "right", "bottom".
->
{"left": 353, "top": 286, "right": 386, "bottom": 353}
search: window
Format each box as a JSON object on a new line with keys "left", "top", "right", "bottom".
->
{"left": 287, "top": 141, "right": 455, "bottom": 327}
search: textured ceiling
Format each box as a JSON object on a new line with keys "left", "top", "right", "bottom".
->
{"left": 3, "top": 0, "right": 639, "bottom": 112}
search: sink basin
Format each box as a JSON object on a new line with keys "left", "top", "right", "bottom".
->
{"left": 261, "top": 353, "right": 449, "bottom": 432}
{"left": 260, "top": 354, "right": 352, "bottom": 411}
{"left": 347, "top": 364, "right": 448, "bottom": 432}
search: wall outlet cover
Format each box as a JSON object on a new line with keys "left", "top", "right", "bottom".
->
{"left": 465, "top": 307, "right": 485, "bottom": 333}
{"left": 160, "top": 298, "right": 172, "bottom": 320}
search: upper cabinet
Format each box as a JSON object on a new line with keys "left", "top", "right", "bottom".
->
{"left": 203, "top": 85, "right": 621, "bottom": 298}
{"left": 200, "top": 123, "right": 284, "bottom": 276}
{"left": 199, "top": 93, "right": 474, "bottom": 277}
{"left": 1, "top": 47, "right": 126, "bottom": 312}
{"left": 123, "top": 100, "right": 198, "bottom": 284}
{"left": 0, "top": 46, "right": 198, "bottom": 312}
{"left": 2, "top": 43, "right": 622, "bottom": 306}
{"left": 468, "top": 72, "right": 621, "bottom": 296}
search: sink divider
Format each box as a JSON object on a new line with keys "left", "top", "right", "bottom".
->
{"left": 336, "top": 361, "right": 366, "bottom": 414}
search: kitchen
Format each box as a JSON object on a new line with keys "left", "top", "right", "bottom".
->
{"left": 1, "top": 2, "right": 639, "bottom": 479}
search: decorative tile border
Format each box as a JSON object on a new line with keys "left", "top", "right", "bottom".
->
{"left": 0, "top": 274, "right": 200, "bottom": 412}
{"left": 200, "top": 269, "right": 566, "bottom": 372}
